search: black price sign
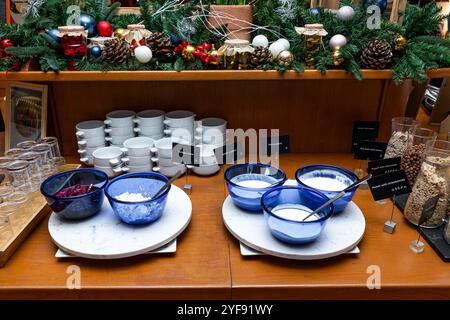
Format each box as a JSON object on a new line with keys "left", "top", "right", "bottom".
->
{"left": 172, "top": 143, "right": 201, "bottom": 167}
{"left": 368, "top": 170, "right": 412, "bottom": 201}
{"left": 260, "top": 135, "right": 290, "bottom": 156}
{"left": 354, "top": 141, "right": 387, "bottom": 160}
{"left": 352, "top": 121, "right": 380, "bottom": 151}
{"left": 367, "top": 157, "right": 401, "bottom": 176}
{"left": 214, "top": 141, "right": 244, "bottom": 165}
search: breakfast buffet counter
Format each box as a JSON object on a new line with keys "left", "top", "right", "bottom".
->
{"left": 0, "top": 154, "right": 449, "bottom": 300}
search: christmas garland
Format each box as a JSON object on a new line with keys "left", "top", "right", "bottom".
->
{"left": 0, "top": 0, "right": 449, "bottom": 84}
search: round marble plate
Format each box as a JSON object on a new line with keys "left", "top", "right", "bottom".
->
{"left": 48, "top": 185, "right": 192, "bottom": 259}
{"left": 222, "top": 196, "right": 366, "bottom": 260}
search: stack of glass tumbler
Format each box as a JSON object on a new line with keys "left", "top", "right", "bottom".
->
{"left": 0, "top": 137, "right": 64, "bottom": 246}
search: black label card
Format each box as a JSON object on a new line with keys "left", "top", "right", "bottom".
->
{"left": 354, "top": 141, "right": 387, "bottom": 160}
{"left": 172, "top": 143, "right": 201, "bottom": 167}
{"left": 368, "top": 170, "right": 412, "bottom": 201}
{"left": 352, "top": 121, "right": 380, "bottom": 141}
{"left": 214, "top": 141, "right": 244, "bottom": 165}
{"left": 260, "top": 135, "right": 290, "bottom": 156}
{"left": 367, "top": 157, "right": 401, "bottom": 176}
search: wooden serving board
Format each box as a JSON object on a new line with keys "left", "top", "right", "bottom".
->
{"left": 0, "top": 164, "right": 80, "bottom": 267}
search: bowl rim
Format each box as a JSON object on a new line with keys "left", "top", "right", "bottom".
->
{"left": 295, "top": 164, "right": 358, "bottom": 193}
{"left": 261, "top": 186, "right": 334, "bottom": 224}
{"left": 104, "top": 171, "right": 170, "bottom": 204}
{"left": 224, "top": 162, "right": 287, "bottom": 191}
{"left": 40, "top": 168, "right": 108, "bottom": 200}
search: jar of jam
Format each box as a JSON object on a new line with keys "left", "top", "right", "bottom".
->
{"left": 57, "top": 26, "right": 88, "bottom": 70}
{"left": 123, "top": 24, "right": 152, "bottom": 55}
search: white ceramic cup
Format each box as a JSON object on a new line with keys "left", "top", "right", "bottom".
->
{"left": 104, "top": 110, "right": 136, "bottom": 128}
{"left": 133, "top": 110, "right": 165, "bottom": 127}
{"left": 163, "top": 110, "right": 196, "bottom": 127}
{"left": 105, "top": 134, "right": 134, "bottom": 146}
{"left": 134, "top": 125, "right": 164, "bottom": 136}
{"left": 128, "top": 155, "right": 152, "bottom": 166}
{"left": 123, "top": 137, "right": 155, "bottom": 157}
{"left": 95, "top": 164, "right": 129, "bottom": 178}
{"left": 154, "top": 137, "right": 190, "bottom": 159}
{"left": 78, "top": 136, "right": 107, "bottom": 148}
{"left": 76, "top": 120, "right": 105, "bottom": 139}
{"left": 93, "top": 146, "right": 129, "bottom": 167}
{"left": 128, "top": 164, "right": 153, "bottom": 173}
{"left": 196, "top": 117, "right": 227, "bottom": 133}
{"left": 105, "top": 126, "right": 135, "bottom": 136}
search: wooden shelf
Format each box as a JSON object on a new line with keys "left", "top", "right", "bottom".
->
{"left": 0, "top": 154, "right": 449, "bottom": 299}
{"left": 1, "top": 68, "right": 450, "bottom": 82}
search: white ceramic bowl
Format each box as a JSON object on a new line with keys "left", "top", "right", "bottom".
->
{"left": 123, "top": 137, "right": 155, "bottom": 157}
{"left": 155, "top": 163, "right": 187, "bottom": 178}
{"left": 105, "top": 134, "right": 135, "bottom": 146}
{"left": 105, "top": 126, "right": 135, "bottom": 136}
{"left": 104, "top": 110, "right": 136, "bottom": 128}
{"left": 192, "top": 164, "right": 220, "bottom": 176}
{"left": 76, "top": 120, "right": 105, "bottom": 139}
{"left": 134, "top": 109, "right": 165, "bottom": 126}
{"left": 127, "top": 155, "right": 151, "bottom": 166}
{"left": 154, "top": 137, "right": 190, "bottom": 159}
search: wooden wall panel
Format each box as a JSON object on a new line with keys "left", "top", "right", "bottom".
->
{"left": 49, "top": 79, "right": 409, "bottom": 156}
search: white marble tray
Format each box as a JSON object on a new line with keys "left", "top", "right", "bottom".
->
{"left": 223, "top": 196, "right": 365, "bottom": 260}
{"left": 56, "top": 240, "right": 177, "bottom": 258}
{"left": 49, "top": 185, "right": 191, "bottom": 259}
{"left": 239, "top": 242, "right": 360, "bottom": 256}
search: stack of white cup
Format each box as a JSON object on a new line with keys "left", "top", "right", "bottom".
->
{"left": 152, "top": 137, "right": 189, "bottom": 177}
{"left": 195, "top": 117, "right": 227, "bottom": 148}
{"left": 134, "top": 110, "right": 165, "bottom": 140}
{"left": 76, "top": 120, "right": 107, "bottom": 165}
{"left": 122, "top": 137, "right": 157, "bottom": 173}
{"left": 163, "top": 110, "right": 196, "bottom": 144}
{"left": 104, "top": 110, "right": 136, "bottom": 147}
{"left": 92, "top": 146, "right": 129, "bottom": 178}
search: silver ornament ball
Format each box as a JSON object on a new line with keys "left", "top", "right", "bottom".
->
{"left": 329, "top": 34, "right": 347, "bottom": 50}
{"left": 336, "top": 6, "right": 355, "bottom": 21}
{"left": 252, "top": 35, "right": 269, "bottom": 48}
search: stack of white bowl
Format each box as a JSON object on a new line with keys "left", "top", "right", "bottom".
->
{"left": 194, "top": 117, "right": 227, "bottom": 148}
{"left": 133, "top": 110, "right": 165, "bottom": 140}
{"left": 104, "top": 110, "right": 136, "bottom": 147}
{"left": 122, "top": 137, "right": 156, "bottom": 173}
{"left": 152, "top": 137, "right": 188, "bottom": 177}
{"left": 92, "top": 146, "right": 129, "bottom": 178}
{"left": 163, "top": 110, "right": 196, "bottom": 144}
{"left": 76, "top": 120, "right": 107, "bottom": 165}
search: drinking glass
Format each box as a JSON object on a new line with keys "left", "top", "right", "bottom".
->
{"left": 5, "top": 148, "right": 25, "bottom": 158}
{"left": 17, "top": 140, "right": 37, "bottom": 150}
{"left": 40, "top": 137, "right": 65, "bottom": 166}
{"left": 0, "top": 185, "right": 14, "bottom": 203}
{"left": 19, "top": 151, "right": 43, "bottom": 185}
{"left": 0, "top": 157, "right": 13, "bottom": 185}
{"left": 31, "top": 143, "right": 56, "bottom": 177}
{"left": 6, "top": 160, "right": 35, "bottom": 193}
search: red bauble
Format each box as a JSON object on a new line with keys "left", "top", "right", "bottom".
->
{"left": 0, "top": 38, "right": 14, "bottom": 48}
{"left": 96, "top": 21, "right": 113, "bottom": 37}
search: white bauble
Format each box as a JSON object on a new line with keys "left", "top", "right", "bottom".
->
{"left": 269, "top": 41, "right": 285, "bottom": 58}
{"left": 276, "top": 38, "right": 290, "bottom": 51}
{"left": 336, "top": 6, "right": 355, "bottom": 21}
{"left": 252, "top": 35, "right": 269, "bottom": 48}
{"left": 135, "top": 46, "right": 153, "bottom": 63}
{"left": 329, "top": 34, "right": 347, "bottom": 50}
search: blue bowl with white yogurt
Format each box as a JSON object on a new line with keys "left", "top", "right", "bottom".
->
{"left": 261, "top": 186, "right": 334, "bottom": 244}
{"left": 224, "top": 163, "right": 286, "bottom": 212}
{"left": 104, "top": 172, "right": 170, "bottom": 225}
{"left": 295, "top": 164, "right": 358, "bottom": 213}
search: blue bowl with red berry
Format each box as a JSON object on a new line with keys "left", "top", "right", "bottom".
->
{"left": 40, "top": 169, "right": 108, "bottom": 220}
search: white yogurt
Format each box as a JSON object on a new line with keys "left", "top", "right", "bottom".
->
{"left": 115, "top": 192, "right": 152, "bottom": 202}
{"left": 271, "top": 204, "right": 320, "bottom": 222}
{"left": 232, "top": 173, "right": 278, "bottom": 189}
{"left": 301, "top": 177, "right": 347, "bottom": 192}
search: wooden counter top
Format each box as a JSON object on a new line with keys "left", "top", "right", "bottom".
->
{"left": 0, "top": 154, "right": 449, "bottom": 299}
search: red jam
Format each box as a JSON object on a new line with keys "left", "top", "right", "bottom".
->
{"left": 55, "top": 184, "right": 98, "bottom": 198}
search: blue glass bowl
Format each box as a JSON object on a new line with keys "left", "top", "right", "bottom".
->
{"left": 40, "top": 169, "right": 108, "bottom": 220}
{"left": 224, "top": 163, "right": 286, "bottom": 212}
{"left": 104, "top": 172, "right": 170, "bottom": 225}
{"left": 295, "top": 164, "right": 358, "bottom": 213}
{"left": 261, "top": 186, "right": 334, "bottom": 244}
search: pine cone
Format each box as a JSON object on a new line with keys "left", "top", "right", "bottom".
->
{"left": 249, "top": 47, "right": 273, "bottom": 69}
{"left": 146, "top": 32, "right": 174, "bottom": 60}
{"left": 102, "top": 39, "right": 130, "bottom": 65}
{"left": 360, "top": 39, "right": 393, "bottom": 69}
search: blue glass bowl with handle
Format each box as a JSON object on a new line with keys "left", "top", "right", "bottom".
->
{"left": 40, "top": 169, "right": 108, "bottom": 220}
{"left": 261, "top": 186, "right": 334, "bottom": 244}
{"left": 295, "top": 164, "right": 358, "bottom": 213}
{"left": 104, "top": 172, "right": 170, "bottom": 225}
{"left": 224, "top": 163, "right": 287, "bottom": 212}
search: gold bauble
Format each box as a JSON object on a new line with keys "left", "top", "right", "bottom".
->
{"left": 277, "top": 50, "right": 294, "bottom": 67}
{"left": 209, "top": 49, "right": 219, "bottom": 65}
{"left": 182, "top": 45, "right": 196, "bottom": 60}
{"left": 114, "top": 28, "right": 125, "bottom": 40}
{"left": 332, "top": 49, "right": 344, "bottom": 66}
{"left": 393, "top": 34, "right": 406, "bottom": 52}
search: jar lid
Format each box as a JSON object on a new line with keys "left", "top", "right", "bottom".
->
{"left": 58, "top": 25, "right": 85, "bottom": 32}
{"left": 224, "top": 39, "right": 250, "bottom": 46}
{"left": 127, "top": 24, "right": 146, "bottom": 30}
{"left": 7, "top": 160, "right": 29, "bottom": 171}
{"left": 295, "top": 24, "right": 328, "bottom": 36}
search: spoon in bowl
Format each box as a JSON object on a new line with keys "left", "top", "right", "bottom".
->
{"left": 302, "top": 174, "right": 372, "bottom": 221}
{"left": 151, "top": 170, "right": 185, "bottom": 199}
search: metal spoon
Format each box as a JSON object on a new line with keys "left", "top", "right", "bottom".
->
{"left": 151, "top": 170, "right": 185, "bottom": 199}
{"left": 302, "top": 174, "right": 372, "bottom": 221}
